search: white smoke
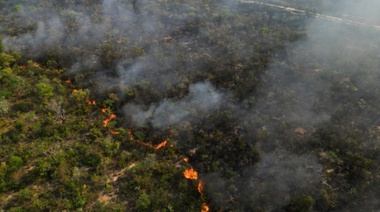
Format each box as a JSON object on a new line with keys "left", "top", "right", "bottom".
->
{"left": 123, "top": 81, "right": 224, "bottom": 128}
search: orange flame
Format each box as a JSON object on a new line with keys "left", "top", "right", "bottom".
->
{"left": 111, "top": 130, "right": 120, "bottom": 135}
{"left": 73, "top": 89, "right": 78, "bottom": 93}
{"left": 126, "top": 129, "right": 172, "bottom": 150}
{"left": 101, "top": 107, "right": 107, "bottom": 113}
{"left": 86, "top": 98, "right": 96, "bottom": 105}
{"left": 201, "top": 203, "right": 209, "bottom": 212}
{"left": 198, "top": 180, "right": 204, "bottom": 193}
{"left": 183, "top": 157, "right": 189, "bottom": 163}
{"left": 155, "top": 140, "right": 167, "bottom": 150}
{"left": 127, "top": 129, "right": 134, "bottom": 139}
{"left": 183, "top": 167, "right": 198, "bottom": 180}
{"left": 103, "top": 114, "right": 116, "bottom": 127}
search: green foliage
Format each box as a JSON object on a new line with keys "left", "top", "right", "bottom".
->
{"left": 136, "top": 191, "right": 151, "bottom": 210}
{"left": 0, "top": 1, "right": 380, "bottom": 211}
{"left": 0, "top": 97, "right": 9, "bottom": 115}
{"left": 9, "top": 155, "right": 23, "bottom": 170}
{"left": 36, "top": 81, "right": 54, "bottom": 100}
{"left": 286, "top": 194, "right": 314, "bottom": 212}
{"left": 99, "top": 43, "right": 119, "bottom": 69}
{"left": 0, "top": 53, "right": 16, "bottom": 68}
{"left": 73, "top": 193, "right": 86, "bottom": 208}
{"left": 13, "top": 4, "right": 23, "bottom": 12}
{"left": 0, "top": 67, "right": 19, "bottom": 98}
{"left": 103, "top": 93, "right": 120, "bottom": 107}
{"left": 83, "top": 152, "right": 102, "bottom": 167}
{"left": 17, "top": 187, "right": 33, "bottom": 201}
{"left": 35, "top": 158, "right": 53, "bottom": 177}
{"left": 14, "top": 119, "right": 25, "bottom": 131}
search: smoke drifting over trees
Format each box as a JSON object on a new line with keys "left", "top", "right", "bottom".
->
{"left": 124, "top": 81, "right": 224, "bottom": 128}
{"left": 1, "top": 0, "right": 380, "bottom": 211}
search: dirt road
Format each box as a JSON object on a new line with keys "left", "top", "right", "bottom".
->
{"left": 239, "top": 0, "right": 380, "bottom": 31}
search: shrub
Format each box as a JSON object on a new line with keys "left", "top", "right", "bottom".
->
{"left": 9, "top": 155, "right": 23, "bottom": 170}
{"left": 36, "top": 82, "right": 54, "bottom": 100}
{"left": 136, "top": 191, "right": 151, "bottom": 210}
{"left": 0, "top": 97, "right": 9, "bottom": 115}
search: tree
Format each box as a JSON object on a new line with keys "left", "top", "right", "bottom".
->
{"left": 286, "top": 194, "right": 314, "bottom": 212}
{"left": 136, "top": 191, "right": 151, "bottom": 210}
{"left": 9, "top": 155, "right": 23, "bottom": 170}
{"left": 0, "top": 97, "right": 9, "bottom": 115}
{"left": 0, "top": 53, "right": 16, "bottom": 69}
{"left": 36, "top": 82, "right": 54, "bottom": 101}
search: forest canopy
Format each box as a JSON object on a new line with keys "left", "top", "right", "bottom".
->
{"left": 1, "top": 0, "right": 380, "bottom": 211}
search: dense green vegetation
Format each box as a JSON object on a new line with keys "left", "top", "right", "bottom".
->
{"left": 0, "top": 50, "right": 205, "bottom": 211}
{"left": 1, "top": 0, "right": 380, "bottom": 211}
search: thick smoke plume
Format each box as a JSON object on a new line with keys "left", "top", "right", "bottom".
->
{"left": 123, "top": 81, "right": 223, "bottom": 128}
{"left": 235, "top": 0, "right": 380, "bottom": 210}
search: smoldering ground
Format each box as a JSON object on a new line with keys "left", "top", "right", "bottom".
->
{"left": 203, "top": 152, "right": 321, "bottom": 211}
{"left": 231, "top": 0, "right": 380, "bottom": 210}
{"left": 2, "top": 0, "right": 380, "bottom": 211}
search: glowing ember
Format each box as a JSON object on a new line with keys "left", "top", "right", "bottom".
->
{"left": 127, "top": 129, "right": 135, "bottom": 140}
{"left": 126, "top": 129, "right": 172, "bottom": 150}
{"left": 103, "top": 114, "right": 116, "bottom": 127}
{"left": 136, "top": 140, "right": 153, "bottom": 148}
{"left": 198, "top": 180, "right": 204, "bottom": 193}
{"left": 111, "top": 130, "right": 120, "bottom": 135}
{"left": 155, "top": 141, "right": 167, "bottom": 150}
{"left": 183, "top": 167, "right": 198, "bottom": 180}
{"left": 73, "top": 89, "right": 78, "bottom": 93}
{"left": 183, "top": 157, "right": 189, "bottom": 163}
{"left": 101, "top": 107, "right": 107, "bottom": 113}
{"left": 201, "top": 203, "right": 209, "bottom": 212}
{"left": 86, "top": 98, "right": 96, "bottom": 105}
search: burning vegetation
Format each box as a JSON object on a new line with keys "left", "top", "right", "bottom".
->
{"left": 103, "top": 114, "right": 116, "bottom": 127}
{"left": 183, "top": 167, "right": 198, "bottom": 180}
{"left": 86, "top": 98, "right": 96, "bottom": 106}
{"left": 198, "top": 180, "right": 204, "bottom": 194}
{"left": 201, "top": 203, "right": 210, "bottom": 212}
{"left": 155, "top": 140, "right": 167, "bottom": 150}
